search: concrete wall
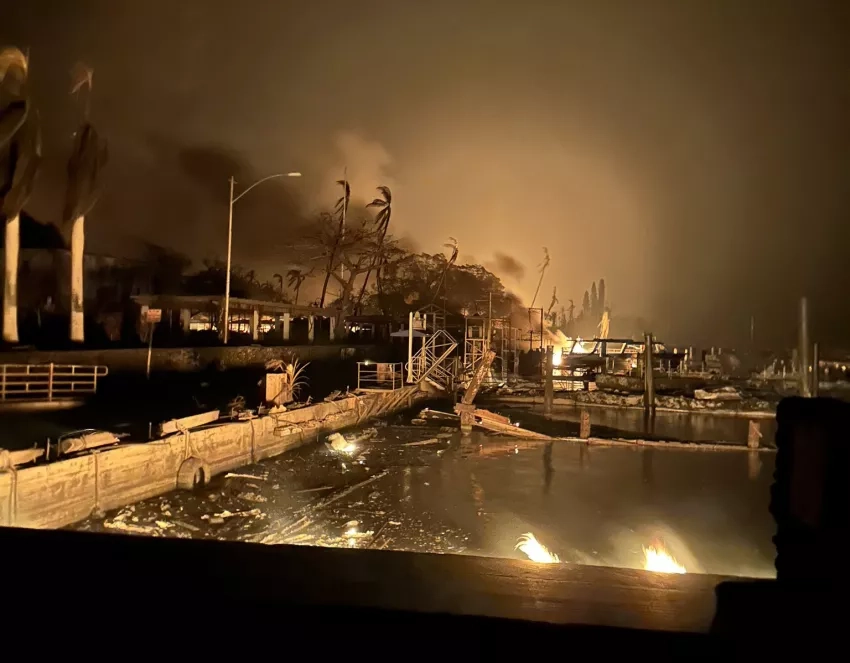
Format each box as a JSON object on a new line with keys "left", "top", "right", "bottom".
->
{"left": 0, "top": 344, "right": 382, "bottom": 373}
{"left": 0, "top": 387, "right": 424, "bottom": 530}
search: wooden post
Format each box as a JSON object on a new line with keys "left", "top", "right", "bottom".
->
{"left": 798, "top": 297, "right": 810, "bottom": 397}
{"left": 47, "top": 362, "right": 54, "bottom": 402}
{"left": 307, "top": 315, "right": 315, "bottom": 342}
{"left": 251, "top": 308, "right": 260, "bottom": 341}
{"left": 643, "top": 332, "right": 655, "bottom": 412}
{"left": 407, "top": 311, "right": 414, "bottom": 383}
{"left": 282, "top": 312, "right": 291, "bottom": 341}
{"left": 580, "top": 409, "right": 591, "bottom": 439}
{"left": 811, "top": 342, "right": 819, "bottom": 398}
{"left": 543, "top": 345, "right": 554, "bottom": 417}
{"left": 146, "top": 322, "right": 155, "bottom": 380}
{"left": 747, "top": 420, "right": 761, "bottom": 449}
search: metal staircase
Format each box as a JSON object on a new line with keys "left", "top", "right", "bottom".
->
{"left": 406, "top": 328, "right": 458, "bottom": 392}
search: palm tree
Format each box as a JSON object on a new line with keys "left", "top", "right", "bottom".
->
{"left": 529, "top": 247, "right": 550, "bottom": 310}
{"left": 319, "top": 178, "right": 349, "bottom": 307}
{"left": 0, "top": 47, "right": 40, "bottom": 344}
{"left": 357, "top": 185, "right": 392, "bottom": 307}
{"left": 430, "top": 237, "right": 458, "bottom": 305}
{"left": 286, "top": 268, "right": 307, "bottom": 305}
{"left": 63, "top": 62, "right": 108, "bottom": 343}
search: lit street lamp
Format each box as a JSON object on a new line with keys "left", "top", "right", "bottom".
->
{"left": 223, "top": 172, "right": 302, "bottom": 343}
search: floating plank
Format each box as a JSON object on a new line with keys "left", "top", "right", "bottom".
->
{"left": 158, "top": 410, "right": 220, "bottom": 436}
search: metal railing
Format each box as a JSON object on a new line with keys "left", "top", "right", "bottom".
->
{"left": 407, "top": 329, "right": 458, "bottom": 390}
{"left": 357, "top": 362, "right": 404, "bottom": 391}
{"left": 0, "top": 364, "right": 109, "bottom": 402}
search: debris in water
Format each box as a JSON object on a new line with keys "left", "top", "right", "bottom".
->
{"left": 295, "top": 485, "right": 333, "bottom": 493}
{"left": 411, "top": 418, "right": 427, "bottom": 425}
{"left": 173, "top": 519, "right": 200, "bottom": 532}
{"left": 327, "top": 432, "right": 357, "bottom": 454}
{"left": 516, "top": 532, "right": 560, "bottom": 563}
{"left": 239, "top": 491, "right": 268, "bottom": 503}
{"left": 404, "top": 438, "right": 441, "bottom": 447}
{"left": 225, "top": 472, "right": 267, "bottom": 480}
{"left": 104, "top": 520, "right": 159, "bottom": 536}
{"left": 642, "top": 544, "right": 686, "bottom": 574}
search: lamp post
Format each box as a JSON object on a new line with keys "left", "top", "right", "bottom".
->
{"left": 223, "top": 172, "right": 301, "bottom": 343}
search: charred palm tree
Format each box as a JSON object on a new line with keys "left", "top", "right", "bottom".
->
{"left": 319, "top": 178, "right": 349, "bottom": 307}
{"left": 63, "top": 63, "right": 108, "bottom": 343}
{"left": 529, "top": 247, "right": 550, "bottom": 310}
{"left": 357, "top": 185, "right": 392, "bottom": 307}
{"left": 430, "top": 237, "right": 459, "bottom": 305}
{"left": 286, "top": 268, "right": 307, "bottom": 305}
{"left": 0, "top": 47, "right": 40, "bottom": 344}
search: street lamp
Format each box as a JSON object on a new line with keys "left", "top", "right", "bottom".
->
{"left": 223, "top": 172, "right": 301, "bottom": 343}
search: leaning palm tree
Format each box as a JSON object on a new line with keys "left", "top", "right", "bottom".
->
{"left": 430, "top": 237, "right": 458, "bottom": 305}
{"left": 286, "top": 268, "right": 307, "bottom": 305}
{"left": 357, "top": 185, "right": 392, "bottom": 307}
{"left": 62, "top": 62, "right": 108, "bottom": 343}
{"left": 319, "top": 177, "right": 349, "bottom": 307}
{"left": 0, "top": 47, "right": 40, "bottom": 344}
{"left": 529, "top": 247, "right": 550, "bottom": 310}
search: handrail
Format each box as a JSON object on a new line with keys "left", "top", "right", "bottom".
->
{"left": 0, "top": 363, "right": 108, "bottom": 402}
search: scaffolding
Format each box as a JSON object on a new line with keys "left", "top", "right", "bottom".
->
{"left": 525, "top": 307, "right": 545, "bottom": 351}
{"left": 463, "top": 314, "right": 521, "bottom": 384}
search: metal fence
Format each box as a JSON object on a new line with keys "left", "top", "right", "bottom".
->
{"left": 0, "top": 364, "right": 109, "bottom": 402}
{"left": 357, "top": 362, "right": 404, "bottom": 391}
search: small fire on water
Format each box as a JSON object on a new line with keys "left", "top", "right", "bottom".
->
{"left": 642, "top": 544, "right": 687, "bottom": 574}
{"left": 516, "top": 532, "right": 560, "bottom": 564}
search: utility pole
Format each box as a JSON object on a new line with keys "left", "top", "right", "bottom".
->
{"left": 798, "top": 297, "right": 810, "bottom": 397}
{"left": 544, "top": 345, "right": 554, "bottom": 417}
{"left": 222, "top": 171, "right": 302, "bottom": 344}
{"left": 223, "top": 176, "right": 235, "bottom": 344}
{"left": 811, "top": 342, "right": 819, "bottom": 398}
{"left": 643, "top": 332, "right": 655, "bottom": 413}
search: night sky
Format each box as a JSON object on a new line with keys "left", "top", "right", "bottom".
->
{"left": 3, "top": 1, "right": 849, "bottom": 346}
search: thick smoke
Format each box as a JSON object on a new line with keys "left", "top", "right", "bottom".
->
{"left": 487, "top": 253, "right": 525, "bottom": 282}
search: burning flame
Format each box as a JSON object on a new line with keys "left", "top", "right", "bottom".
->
{"left": 552, "top": 347, "right": 563, "bottom": 366}
{"left": 642, "top": 544, "right": 687, "bottom": 574}
{"left": 516, "top": 532, "right": 560, "bottom": 564}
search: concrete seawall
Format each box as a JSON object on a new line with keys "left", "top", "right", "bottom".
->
{"left": 0, "top": 386, "right": 425, "bottom": 530}
{"left": 0, "top": 343, "right": 384, "bottom": 373}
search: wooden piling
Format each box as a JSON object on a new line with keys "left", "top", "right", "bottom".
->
{"left": 747, "top": 420, "right": 762, "bottom": 449}
{"left": 544, "top": 345, "right": 554, "bottom": 417}
{"left": 580, "top": 409, "right": 591, "bottom": 439}
{"left": 799, "top": 297, "right": 810, "bottom": 397}
{"left": 812, "top": 342, "right": 819, "bottom": 398}
{"left": 643, "top": 332, "right": 655, "bottom": 412}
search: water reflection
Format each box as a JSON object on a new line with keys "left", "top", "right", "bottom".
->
{"left": 542, "top": 441, "right": 554, "bottom": 494}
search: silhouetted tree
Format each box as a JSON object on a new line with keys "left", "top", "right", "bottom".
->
{"left": 590, "top": 281, "right": 598, "bottom": 318}
{"left": 357, "top": 185, "right": 392, "bottom": 308}
{"left": 597, "top": 278, "right": 606, "bottom": 317}
{"left": 319, "top": 178, "right": 349, "bottom": 307}
{"left": 286, "top": 268, "right": 307, "bottom": 304}
{"left": 582, "top": 290, "right": 590, "bottom": 316}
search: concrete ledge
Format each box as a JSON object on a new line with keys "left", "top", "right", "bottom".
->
{"left": 0, "top": 386, "right": 425, "bottom": 529}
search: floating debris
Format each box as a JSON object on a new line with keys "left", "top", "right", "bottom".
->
{"left": 225, "top": 472, "right": 267, "bottom": 481}
{"left": 404, "top": 438, "right": 441, "bottom": 447}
